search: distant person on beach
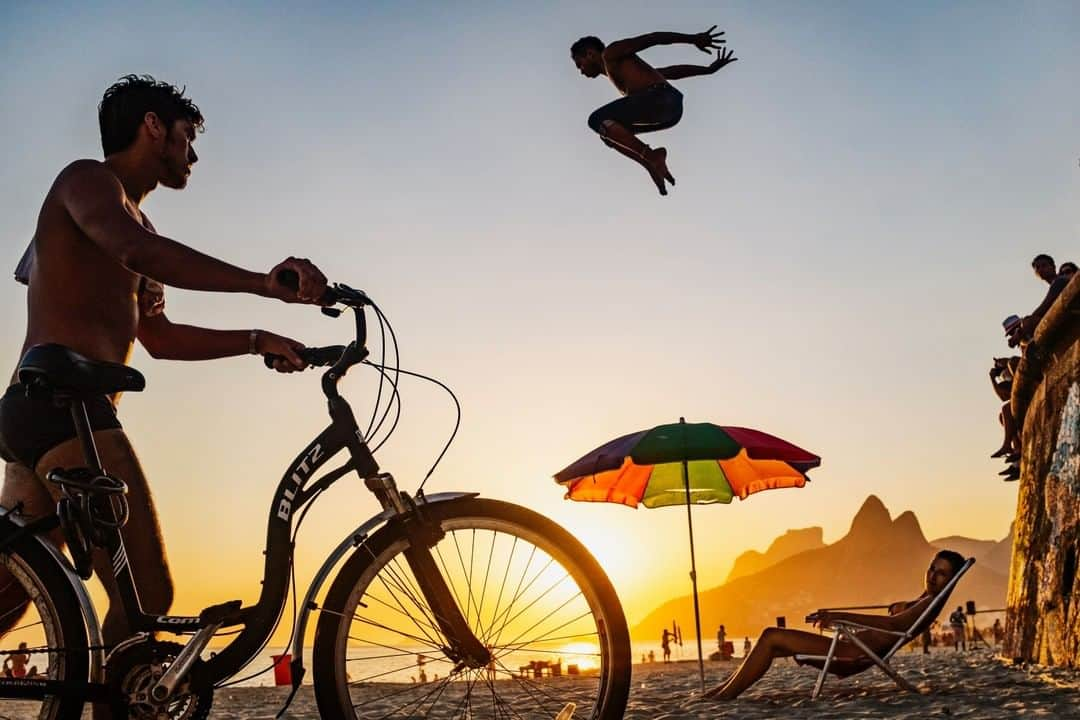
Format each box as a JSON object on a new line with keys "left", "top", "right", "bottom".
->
{"left": 704, "top": 550, "right": 967, "bottom": 700}
{"left": 416, "top": 654, "right": 428, "bottom": 683}
{"left": 949, "top": 607, "right": 968, "bottom": 651}
{"left": 570, "top": 25, "right": 737, "bottom": 196}
{"left": 991, "top": 618, "right": 1003, "bottom": 646}
{"left": 743, "top": 637, "right": 751, "bottom": 657}
{"left": 717, "top": 624, "right": 726, "bottom": 653}
{"left": 0, "top": 75, "right": 327, "bottom": 656}
{"left": 661, "top": 628, "right": 674, "bottom": 662}
{"left": 648, "top": 649, "right": 655, "bottom": 663}
{"left": 2, "top": 641, "right": 29, "bottom": 678}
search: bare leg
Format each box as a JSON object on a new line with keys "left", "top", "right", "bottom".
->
{"left": 703, "top": 627, "right": 850, "bottom": 700}
{"left": 35, "top": 430, "right": 173, "bottom": 720}
{"left": 0, "top": 462, "right": 64, "bottom": 636}
{"left": 1001, "top": 402, "right": 1020, "bottom": 455}
{"left": 599, "top": 120, "right": 674, "bottom": 196}
{"left": 35, "top": 430, "right": 174, "bottom": 643}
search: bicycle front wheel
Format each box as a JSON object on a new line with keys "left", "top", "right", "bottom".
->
{"left": 313, "top": 497, "right": 631, "bottom": 719}
{"left": 0, "top": 527, "right": 89, "bottom": 720}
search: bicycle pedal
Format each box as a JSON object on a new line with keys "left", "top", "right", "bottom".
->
{"left": 199, "top": 599, "right": 243, "bottom": 625}
{"left": 554, "top": 702, "right": 576, "bottom": 720}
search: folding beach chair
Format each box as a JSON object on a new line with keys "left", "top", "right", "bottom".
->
{"left": 794, "top": 557, "right": 975, "bottom": 699}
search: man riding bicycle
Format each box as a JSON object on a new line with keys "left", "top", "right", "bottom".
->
{"left": 0, "top": 75, "right": 328, "bottom": 682}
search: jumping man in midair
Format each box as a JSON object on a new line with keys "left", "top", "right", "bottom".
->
{"left": 571, "top": 26, "right": 736, "bottom": 195}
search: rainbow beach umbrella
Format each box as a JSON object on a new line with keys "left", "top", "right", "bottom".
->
{"left": 554, "top": 418, "right": 820, "bottom": 690}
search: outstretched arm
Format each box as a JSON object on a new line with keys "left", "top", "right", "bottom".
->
{"left": 658, "top": 48, "right": 738, "bottom": 79}
{"left": 58, "top": 160, "right": 327, "bottom": 303}
{"left": 134, "top": 279, "right": 307, "bottom": 370}
{"left": 602, "top": 25, "right": 724, "bottom": 62}
{"left": 137, "top": 312, "right": 308, "bottom": 370}
{"left": 811, "top": 597, "right": 932, "bottom": 633}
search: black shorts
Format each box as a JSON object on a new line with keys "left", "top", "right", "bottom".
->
{"left": 587, "top": 84, "right": 684, "bottom": 136}
{"left": 0, "top": 382, "right": 121, "bottom": 468}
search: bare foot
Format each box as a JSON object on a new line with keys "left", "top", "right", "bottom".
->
{"left": 644, "top": 148, "right": 674, "bottom": 195}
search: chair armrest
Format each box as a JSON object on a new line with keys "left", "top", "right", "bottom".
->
{"left": 830, "top": 620, "right": 906, "bottom": 637}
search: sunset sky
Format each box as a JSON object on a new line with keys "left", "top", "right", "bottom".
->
{"left": 1, "top": 1, "right": 1078, "bottom": 642}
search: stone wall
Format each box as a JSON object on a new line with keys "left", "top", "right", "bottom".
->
{"left": 1004, "top": 276, "right": 1080, "bottom": 666}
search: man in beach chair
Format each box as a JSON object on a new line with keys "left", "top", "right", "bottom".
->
{"left": 704, "top": 550, "right": 972, "bottom": 700}
{"left": 570, "top": 26, "right": 737, "bottom": 196}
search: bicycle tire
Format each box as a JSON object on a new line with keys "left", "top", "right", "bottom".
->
{"left": 0, "top": 528, "right": 89, "bottom": 720}
{"left": 313, "top": 497, "right": 631, "bottom": 720}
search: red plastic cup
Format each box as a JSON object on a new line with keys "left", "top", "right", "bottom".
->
{"left": 272, "top": 654, "right": 292, "bottom": 686}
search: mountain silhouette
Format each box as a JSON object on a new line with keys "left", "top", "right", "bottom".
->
{"left": 633, "top": 495, "right": 1008, "bottom": 640}
{"left": 726, "top": 527, "right": 825, "bottom": 582}
{"left": 931, "top": 523, "right": 1013, "bottom": 576}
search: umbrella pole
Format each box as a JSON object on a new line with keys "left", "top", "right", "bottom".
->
{"left": 681, "top": 454, "right": 706, "bottom": 693}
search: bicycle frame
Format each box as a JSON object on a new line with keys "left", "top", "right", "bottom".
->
{"left": 0, "top": 297, "right": 482, "bottom": 707}
{"left": 0, "top": 396, "right": 472, "bottom": 702}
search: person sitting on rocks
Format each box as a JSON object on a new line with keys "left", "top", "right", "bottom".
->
{"left": 704, "top": 550, "right": 967, "bottom": 700}
{"left": 990, "top": 355, "right": 1021, "bottom": 480}
{"left": 1011, "top": 254, "right": 1075, "bottom": 345}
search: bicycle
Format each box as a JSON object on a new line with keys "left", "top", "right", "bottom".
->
{"left": 0, "top": 275, "right": 631, "bottom": 719}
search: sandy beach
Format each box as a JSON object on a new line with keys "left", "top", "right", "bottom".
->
{"left": 197, "top": 648, "right": 1080, "bottom": 719}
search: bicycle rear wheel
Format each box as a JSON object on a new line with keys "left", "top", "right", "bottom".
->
{"left": 313, "top": 497, "right": 631, "bottom": 719}
{"left": 0, "top": 527, "right": 89, "bottom": 720}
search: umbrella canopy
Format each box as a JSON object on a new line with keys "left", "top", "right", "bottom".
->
{"left": 555, "top": 422, "right": 820, "bottom": 508}
{"left": 554, "top": 420, "right": 820, "bottom": 694}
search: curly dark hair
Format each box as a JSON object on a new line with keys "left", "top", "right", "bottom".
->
{"left": 570, "top": 36, "right": 605, "bottom": 57}
{"left": 98, "top": 74, "right": 204, "bottom": 156}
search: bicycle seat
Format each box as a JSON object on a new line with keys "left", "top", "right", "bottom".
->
{"left": 18, "top": 344, "right": 145, "bottom": 397}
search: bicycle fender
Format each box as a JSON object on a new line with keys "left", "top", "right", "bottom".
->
{"left": 287, "top": 491, "right": 477, "bottom": 687}
{"left": 0, "top": 509, "right": 106, "bottom": 683}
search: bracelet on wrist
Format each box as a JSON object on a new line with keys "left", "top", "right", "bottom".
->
{"left": 249, "top": 329, "right": 260, "bottom": 355}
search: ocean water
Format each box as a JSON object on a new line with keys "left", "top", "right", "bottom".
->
{"left": 225, "top": 641, "right": 751, "bottom": 687}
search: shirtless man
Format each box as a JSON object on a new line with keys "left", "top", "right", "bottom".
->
{"left": 571, "top": 26, "right": 737, "bottom": 196}
{"left": 704, "top": 550, "right": 966, "bottom": 700}
{"left": 0, "top": 75, "right": 328, "bottom": 668}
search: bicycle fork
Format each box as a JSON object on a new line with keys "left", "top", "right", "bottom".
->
{"left": 365, "top": 474, "right": 491, "bottom": 669}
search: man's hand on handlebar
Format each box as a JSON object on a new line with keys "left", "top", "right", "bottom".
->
{"left": 265, "top": 257, "right": 328, "bottom": 304}
{"left": 256, "top": 331, "right": 308, "bottom": 372}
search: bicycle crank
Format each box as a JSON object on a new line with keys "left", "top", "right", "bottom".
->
{"left": 106, "top": 640, "right": 213, "bottom": 720}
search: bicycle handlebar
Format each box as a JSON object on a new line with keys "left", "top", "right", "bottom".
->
{"left": 263, "top": 270, "right": 372, "bottom": 374}
{"left": 263, "top": 345, "right": 348, "bottom": 370}
{"left": 275, "top": 269, "right": 370, "bottom": 307}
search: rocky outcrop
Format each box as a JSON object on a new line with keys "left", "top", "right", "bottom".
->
{"left": 1004, "top": 275, "right": 1080, "bottom": 667}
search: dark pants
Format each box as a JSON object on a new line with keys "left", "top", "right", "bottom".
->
{"left": 587, "top": 84, "right": 684, "bottom": 136}
{"left": 0, "top": 382, "right": 121, "bottom": 468}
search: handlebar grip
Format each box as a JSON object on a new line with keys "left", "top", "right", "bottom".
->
{"left": 275, "top": 269, "right": 340, "bottom": 305}
{"left": 263, "top": 345, "right": 348, "bottom": 370}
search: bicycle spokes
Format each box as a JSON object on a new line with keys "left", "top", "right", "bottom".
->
{"left": 328, "top": 525, "right": 609, "bottom": 718}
